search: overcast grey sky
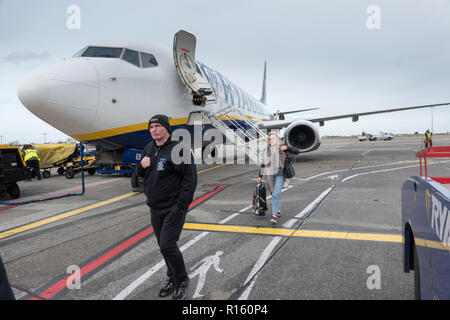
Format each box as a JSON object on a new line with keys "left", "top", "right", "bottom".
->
{"left": 1, "top": 0, "right": 449, "bottom": 144}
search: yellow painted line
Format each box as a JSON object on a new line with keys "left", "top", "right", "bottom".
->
{"left": 183, "top": 222, "right": 405, "bottom": 244}
{"left": 0, "top": 192, "right": 139, "bottom": 240}
{"left": 184, "top": 222, "right": 449, "bottom": 250}
{"left": 197, "top": 163, "right": 228, "bottom": 174}
{"left": 0, "top": 160, "right": 228, "bottom": 240}
{"left": 183, "top": 223, "right": 296, "bottom": 237}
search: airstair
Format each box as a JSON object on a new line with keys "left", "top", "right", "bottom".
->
{"left": 173, "top": 30, "right": 267, "bottom": 163}
{"left": 199, "top": 103, "right": 268, "bottom": 164}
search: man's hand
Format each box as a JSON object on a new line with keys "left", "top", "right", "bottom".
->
{"left": 141, "top": 156, "right": 151, "bottom": 169}
{"left": 279, "top": 145, "right": 287, "bottom": 152}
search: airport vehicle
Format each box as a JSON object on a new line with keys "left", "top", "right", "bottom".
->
{"left": 402, "top": 146, "right": 450, "bottom": 299}
{"left": 62, "top": 149, "right": 133, "bottom": 179}
{"left": 17, "top": 30, "right": 450, "bottom": 165}
{"left": 64, "top": 150, "right": 97, "bottom": 179}
{"left": 358, "top": 132, "right": 393, "bottom": 142}
{"left": 33, "top": 143, "right": 78, "bottom": 178}
{"left": 0, "top": 145, "right": 31, "bottom": 199}
{"left": 371, "top": 132, "right": 394, "bottom": 141}
{"left": 382, "top": 132, "right": 394, "bottom": 140}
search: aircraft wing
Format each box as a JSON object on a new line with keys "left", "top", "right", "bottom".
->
{"left": 258, "top": 102, "right": 450, "bottom": 129}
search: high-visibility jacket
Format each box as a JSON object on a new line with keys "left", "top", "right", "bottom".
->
{"left": 23, "top": 149, "right": 40, "bottom": 162}
{"left": 424, "top": 132, "right": 432, "bottom": 141}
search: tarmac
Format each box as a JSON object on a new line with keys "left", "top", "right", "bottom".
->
{"left": 1, "top": 135, "right": 450, "bottom": 300}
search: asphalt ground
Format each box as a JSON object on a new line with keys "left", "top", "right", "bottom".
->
{"left": 1, "top": 135, "right": 449, "bottom": 301}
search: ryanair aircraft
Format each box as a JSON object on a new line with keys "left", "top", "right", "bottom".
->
{"left": 17, "top": 30, "right": 450, "bottom": 162}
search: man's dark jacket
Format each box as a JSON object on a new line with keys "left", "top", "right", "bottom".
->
{"left": 0, "top": 256, "right": 14, "bottom": 300}
{"left": 137, "top": 138, "right": 197, "bottom": 211}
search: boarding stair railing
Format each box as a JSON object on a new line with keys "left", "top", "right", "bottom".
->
{"left": 202, "top": 104, "right": 267, "bottom": 164}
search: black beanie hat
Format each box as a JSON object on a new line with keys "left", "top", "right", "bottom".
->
{"left": 148, "top": 114, "right": 171, "bottom": 133}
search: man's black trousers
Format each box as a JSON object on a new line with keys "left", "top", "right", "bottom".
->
{"left": 26, "top": 159, "right": 41, "bottom": 180}
{"left": 150, "top": 204, "right": 188, "bottom": 285}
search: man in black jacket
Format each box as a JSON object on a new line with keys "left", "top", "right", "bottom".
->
{"left": 137, "top": 114, "right": 197, "bottom": 300}
{"left": 0, "top": 256, "right": 15, "bottom": 300}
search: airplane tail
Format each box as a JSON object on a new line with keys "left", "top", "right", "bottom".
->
{"left": 259, "top": 61, "right": 267, "bottom": 105}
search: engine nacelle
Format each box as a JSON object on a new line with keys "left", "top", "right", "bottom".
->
{"left": 284, "top": 120, "right": 321, "bottom": 152}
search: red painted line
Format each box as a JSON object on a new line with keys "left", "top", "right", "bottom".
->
{"left": 181, "top": 48, "right": 190, "bottom": 53}
{"left": 30, "top": 184, "right": 227, "bottom": 300}
{"left": 188, "top": 184, "right": 227, "bottom": 209}
{"left": 30, "top": 225, "right": 154, "bottom": 300}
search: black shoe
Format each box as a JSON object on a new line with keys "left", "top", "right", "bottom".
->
{"left": 158, "top": 279, "right": 175, "bottom": 298}
{"left": 172, "top": 278, "right": 190, "bottom": 300}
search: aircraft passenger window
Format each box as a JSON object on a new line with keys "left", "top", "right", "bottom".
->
{"left": 122, "top": 49, "right": 140, "bottom": 67}
{"left": 82, "top": 47, "right": 123, "bottom": 58}
{"left": 140, "top": 52, "right": 158, "bottom": 68}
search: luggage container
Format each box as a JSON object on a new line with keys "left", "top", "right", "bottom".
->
{"left": 33, "top": 143, "right": 78, "bottom": 178}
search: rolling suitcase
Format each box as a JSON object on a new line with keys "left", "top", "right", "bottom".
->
{"left": 252, "top": 181, "right": 267, "bottom": 216}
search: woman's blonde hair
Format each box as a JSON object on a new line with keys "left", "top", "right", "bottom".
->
{"left": 267, "top": 131, "right": 280, "bottom": 146}
{"left": 266, "top": 131, "right": 282, "bottom": 158}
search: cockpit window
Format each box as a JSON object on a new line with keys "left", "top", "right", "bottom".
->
{"left": 72, "top": 46, "right": 87, "bottom": 57}
{"left": 140, "top": 52, "right": 158, "bottom": 68}
{"left": 82, "top": 47, "right": 123, "bottom": 58}
{"left": 122, "top": 49, "right": 140, "bottom": 67}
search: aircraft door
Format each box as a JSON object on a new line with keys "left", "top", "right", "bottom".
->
{"left": 173, "top": 30, "right": 213, "bottom": 98}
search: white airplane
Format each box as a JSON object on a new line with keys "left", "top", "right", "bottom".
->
{"left": 17, "top": 30, "right": 450, "bottom": 163}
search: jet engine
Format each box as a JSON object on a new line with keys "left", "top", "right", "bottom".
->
{"left": 284, "top": 120, "right": 321, "bottom": 152}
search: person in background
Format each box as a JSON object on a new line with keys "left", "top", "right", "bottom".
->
{"left": 22, "top": 145, "right": 41, "bottom": 181}
{"left": 424, "top": 129, "right": 433, "bottom": 148}
{"left": 257, "top": 132, "right": 299, "bottom": 224}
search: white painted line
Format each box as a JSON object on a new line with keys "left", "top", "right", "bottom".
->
{"left": 292, "top": 159, "right": 420, "bottom": 182}
{"left": 113, "top": 187, "right": 292, "bottom": 300}
{"left": 340, "top": 164, "right": 419, "bottom": 183}
{"left": 238, "top": 236, "right": 282, "bottom": 300}
{"left": 115, "top": 157, "right": 449, "bottom": 300}
{"left": 242, "top": 236, "right": 282, "bottom": 286}
{"left": 295, "top": 187, "right": 333, "bottom": 219}
{"left": 237, "top": 186, "right": 330, "bottom": 300}
{"left": 237, "top": 160, "right": 444, "bottom": 300}
{"left": 238, "top": 188, "right": 307, "bottom": 300}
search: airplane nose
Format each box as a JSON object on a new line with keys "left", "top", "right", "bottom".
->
{"left": 17, "top": 59, "right": 99, "bottom": 134}
{"left": 18, "top": 71, "right": 49, "bottom": 117}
